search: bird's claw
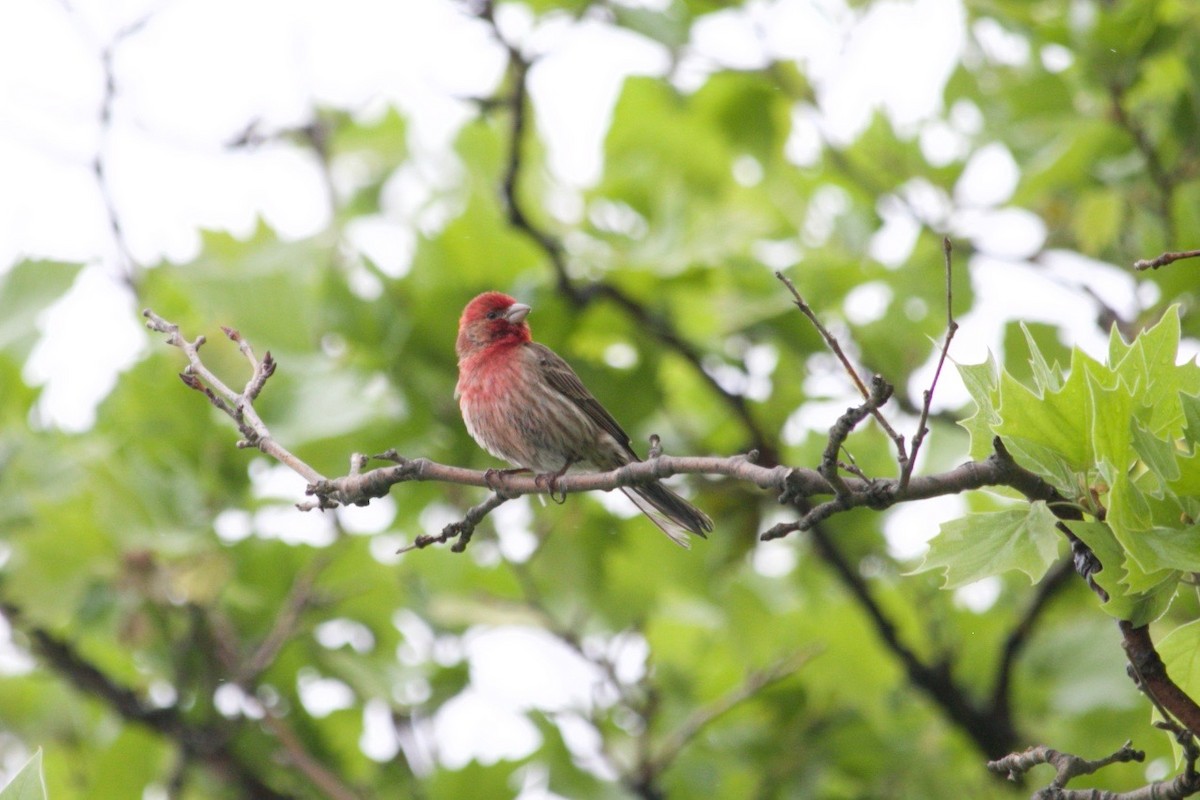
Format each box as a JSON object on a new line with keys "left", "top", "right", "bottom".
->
{"left": 484, "top": 467, "right": 528, "bottom": 492}
{"left": 534, "top": 472, "right": 568, "bottom": 504}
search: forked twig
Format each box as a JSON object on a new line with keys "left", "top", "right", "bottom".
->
{"left": 987, "top": 741, "right": 1144, "bottom": 785}
{"left": 775, "top": 271, "right": 908, "bottom": 465}
{"left": 820, "top": 375, "right": 894, "bottom": 498}
{"left": 143, "top": 309, "right": 322, "bottom": 485}
{"left": 398, "top": 493, "right": 511, "bottom": 553}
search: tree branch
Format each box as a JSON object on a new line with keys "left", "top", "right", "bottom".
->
{"left": 805, "top": 518, "right": 1022, "bottom": 759}
{"left": 635, "top": 650, "right": 817, "bottom": 786}
{"left": 990, "top": 556, "right": 1078, "bottom": 725}
{"left": 988, "top": 741, "right": 1144, "bottom": 786}
{"left": 81, "top": 11, "right": 153, "bottom": 289}
{"left": 775, "top": 270, "right": 908, "bottom": 466}
{"left": 0, "top": 602, "right": 294, "bottom": 800}
{"left": 1109, "top": 81, "right": 1177, "bottom": 244}
{"left": 201, "top": 553, "right": 364, "bottom": 800}
{"left": 309, "top": 443, "right": 1079, "bottom": 552}
{"left": 988, "top": 739, "right": 1200, "bottom": 800}
{"left": 1121, "top": 622, "right": 1200, "bottom": 738}
{"left": 139, "top": 314, "right": 1091, "bottom": 551}
{"left": 143, "top": 309, "right": 326, "bottom": 488}
{"left": 471, "top": 4, "right": 777, "bottom": 464}
{"left": 145, "top": 307, "right": 1200, "bottom": 778}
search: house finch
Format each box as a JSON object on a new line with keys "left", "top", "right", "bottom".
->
{"left": 455, "top": 291, "right": 712, "bottom": 547}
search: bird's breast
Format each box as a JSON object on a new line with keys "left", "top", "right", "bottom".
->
{"left": 456, "top": 346, "right": 618, "bottom": 473}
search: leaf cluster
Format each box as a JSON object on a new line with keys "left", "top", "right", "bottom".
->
{"left": 932, "top": 310, "right": 1200, "bottom": 629}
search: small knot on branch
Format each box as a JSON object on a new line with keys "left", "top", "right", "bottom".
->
{"left": 868, "top": 373, "right": 893, "bottom": 406}
{"left": 778, "top": 469, "right": 807, "bottom": 505}
{"left": 647, "top": 434, "right": 663, "bottom": 459}
{"left": 307, "top": 467, "right": 399, "bottom": 508}
{"left": 348, "top": 452, "right": 370, "bottom": 475}
{"left": 864, "top": 479, "right": 895, "bottom": 510}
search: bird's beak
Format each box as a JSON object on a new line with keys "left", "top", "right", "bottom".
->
{"left": 505, "top": 303, "right": 531, "bottom": 324}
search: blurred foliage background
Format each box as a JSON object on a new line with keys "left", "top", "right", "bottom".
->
{"left": 2, "top": 0, "right": 1200, "bottom": 797}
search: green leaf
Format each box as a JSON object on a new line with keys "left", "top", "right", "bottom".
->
{"left": 1181, "top": 390, "right": 1200, "bottom": 448}
{"left": 912, "top": 501, "right": 1062, "bottom": 588}
{"left": 1086, "top": 363, "right": 1133, "bottom": 483}
{"left": 143, "top": 224, "right": 327, "bottom": 355}
{"left": 1106, "top": 473, "right": 1154, "bottom": 567}
{"left": 1020, "top": 323, "right": 1062, "bottom": 393}
{"left": 1111, "top": 307, "right": 1200, "bottom": 439}
{"left": 995, "top": 349, "right": 1096, "bottom": 474}
{"left": 1001, "top": 435, "right": 1083, "bottom": 498}
{"left": 956, "top": 353, "right": 1002, "bottom": 459}
{"left": 1131, "top": 417, "right": 1180, "bottom": 483}
{"left": 1168, "top": 445, "right": 1200, "bottom": 497}
{"left": 0, "top": 262, "right": 83, "bottom": 360}
{"left": 691, "top": 71, "right": 791, "bottom": 163}
{"left": 611, "top": 5, "right": 693, "bottom": 49}
{"left": 0, "top": 748, "right": 45, "bottom": 800}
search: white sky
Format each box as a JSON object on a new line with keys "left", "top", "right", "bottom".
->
{"left": 0, "top": 0, "right": 1157, "bottom": 781}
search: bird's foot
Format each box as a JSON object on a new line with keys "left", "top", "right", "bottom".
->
{"left": 484, "top": 467, "right": 528, "bottom": 492}
{"left": 534, "top": 461, "right": 575, "bottom": 504}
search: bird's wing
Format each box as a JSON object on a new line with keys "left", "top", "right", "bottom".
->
{"left": 528, "top": 342, "right": 639, "bottom": 461}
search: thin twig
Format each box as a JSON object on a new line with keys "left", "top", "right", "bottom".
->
{"left": 775, "top": 271, "right": 909, "bottom": 464}
{"left": 819, "top": 375, "right": 894, "bottom": 498}
{"left": 200, "top": 579, "right": 362, "bottom": 800}
{"left": 398, "top": 492, "right": 511, "bottom": 553}
{"left": 505, "top": 557, "right": 649, "bottom": 724}
{"left": 775, "top": 271, "right": 870, "bottom": 399}
{"left": 1134, "top": 249, "right": 1200, "bottom": 271}
{"left": 987, "top": 741, "right": 1144, "bottom": 786}
{"left": 985, "top": 739, "right": 1200, "bottom": 800}
{"left": 82, "top": 13, "right": 154, "bottom": 289}
{"left": 236, "top": 551, "right": 335, "bottom": 684}
{"left": 901, "top": 236, "right": 959, "bottom": 490}
{"left": 259, "top": 711, "right": 362, "bottom": 800}
{"left": 639, "top": 650, "right": 817, "bottom": 780}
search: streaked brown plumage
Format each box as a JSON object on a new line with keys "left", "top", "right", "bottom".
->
{"left": 455, "top": 291, "right": 711, "bottom": 547}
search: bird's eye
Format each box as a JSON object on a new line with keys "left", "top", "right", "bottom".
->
{"left": 486, "top": 310, "right": 501, "bottom": 320}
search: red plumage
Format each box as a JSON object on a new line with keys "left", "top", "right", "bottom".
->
{"left": 455, "top": 292, "right": 712, "bottom": 547}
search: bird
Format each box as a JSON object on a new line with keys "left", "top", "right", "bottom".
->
{"left": 454, "top": 291, "right": 712, "bottom": 547}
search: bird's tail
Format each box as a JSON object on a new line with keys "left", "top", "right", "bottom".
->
{"left": 621, "top": 483, "right": 712, "bottom": 548}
